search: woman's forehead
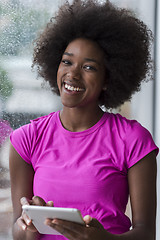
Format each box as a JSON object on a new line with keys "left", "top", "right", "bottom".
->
{"left": 64, "top": 38, "right": 104, "bottom": 60}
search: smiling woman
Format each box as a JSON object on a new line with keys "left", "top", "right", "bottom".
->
{"left": 57, "top": 38, "right": 106, "bottom": 114}
{"left": 9, "top": 1, "right": 159, "bottom": 240}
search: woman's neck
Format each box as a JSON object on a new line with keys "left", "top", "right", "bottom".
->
{"left": 59, "top": 106, "right": 104, "bottom": 132}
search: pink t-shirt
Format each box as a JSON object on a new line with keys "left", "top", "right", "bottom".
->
{"left": 10, "top": 111, "right": 158, "bottom": 240}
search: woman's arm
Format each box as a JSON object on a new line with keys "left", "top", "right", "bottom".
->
{"left": 123, "top": 150, "right": 157, "bottom": 240}
{"left": 9, "top": 143, "right": 40, "bottom": 240}
{"left": 45, "top": 150, "right": 157, "bottom": 240}
{"left": 103, "top": 150, "right": 157, "bottom": 240}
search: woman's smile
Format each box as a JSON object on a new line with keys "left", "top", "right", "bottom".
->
{"left": 63, "top": 82, "right": 85, "bottom": 93}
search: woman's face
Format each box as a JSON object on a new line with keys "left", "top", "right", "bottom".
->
{"left": 57, "top": 38, "right": 106, "bottom": 109}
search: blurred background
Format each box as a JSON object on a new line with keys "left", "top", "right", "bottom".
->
{"left": 0, "top": 0, "right": 159, "bottom": 239}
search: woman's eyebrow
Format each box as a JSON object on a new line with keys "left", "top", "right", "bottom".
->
{"left": 84, "top": 58, "right": 100, "bottom": 65}
{"left": 63, "top": 52, "right": 73, "bottom": 56}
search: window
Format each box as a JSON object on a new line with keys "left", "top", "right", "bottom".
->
{"left": 0, "top": 1, "right": 61, "bottom": 238}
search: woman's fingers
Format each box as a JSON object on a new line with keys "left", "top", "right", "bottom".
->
{"left": 83, "top": 215, "right": 104, "bottom": 229}
{"left": 19, "top": 196, "right": 54, "bottom": 233}
{"left": 20, "top": 197, "right": 36, "bottom": 231}
{"left": 20, "top": 197, "right": 32, "bottom": 206}
{"left": 21, "top": 208, "right": 38, "bottom": 232}
{"left": 45, "top": 217, "right": 107, "bottom": 240}
{"left": 32, "top": 196, "right": 46, "bottom": 206}
{"left": 46, "top": 200, "right": 54, "bottom": 207}
{"left": 20, "top": 196, "right": 46, "bottom": 233}
{"left": 17, "top": 216, "right": 28, "bottom": 231}
{"left": 21, "top": 210, "right": 32, "bottom": 226}
{"left": 45, "top": 219, "right": 81, "bottom": 240}
{"left": 21, "top": 196, "right": 50, "bottom": 207}
{"left": 83, "top": 215, "right": 92, "bottom": 227}
{"left": 45, "top": 218, "right": 90, "bottom": 238}
{"left": 17, "top": 215, "right": 37, "bottom": 232}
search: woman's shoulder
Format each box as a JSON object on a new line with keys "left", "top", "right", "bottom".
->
{"left": 106, "top": 112, "right": 157, "bottom": 145}
{"left": 106, "top": 112, "right": 142, "bottom": 133}
{"left": 106, "top": 112, "right": 158, "bottom": 169}
{"left": 11, "top": 111, "right": 58, "bottom": 139}
{"left": 10, "top": 112, "right": 59, "bottom": 163}
{"left": 30, "top": 111, "right": 57, "bottom": 126}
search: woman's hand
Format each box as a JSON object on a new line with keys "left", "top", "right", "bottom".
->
{"left": 17, "top": 196, "right": 54, "bottom": 233}
{"left": 45, "top": 215, "right": 107, "bottom": 240}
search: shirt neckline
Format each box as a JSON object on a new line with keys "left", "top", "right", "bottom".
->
{"left": 56, "top": 110, "right": 108, "bottom": 137}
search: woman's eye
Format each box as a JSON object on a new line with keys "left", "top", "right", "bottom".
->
{"left": 83, "top": 65, "right": 97, "bottom": 71}
{"left": 61, "top": 59, "right": 71, "bottom": 65}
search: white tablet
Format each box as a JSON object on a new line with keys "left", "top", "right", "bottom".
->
{"left": 22, "top": 205, "right": 85, "bottom": 235}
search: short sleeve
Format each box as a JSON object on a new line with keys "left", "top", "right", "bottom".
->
{"left": 10, "top": 123, "right": 36, "bottom": 164}
{"left": 124, "top": 121, "right": 159, "bottom": 169}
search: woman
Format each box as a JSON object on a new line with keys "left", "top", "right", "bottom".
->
{"left": 9, "top": 0, "right": 159, "bottom": 240}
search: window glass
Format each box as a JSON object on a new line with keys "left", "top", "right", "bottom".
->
{"left": 0, "top": 1, "right": 61, "bottom": 238}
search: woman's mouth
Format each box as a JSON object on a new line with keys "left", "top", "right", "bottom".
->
{"left": 64, "top": 83, "right": 85, "bottom": 92}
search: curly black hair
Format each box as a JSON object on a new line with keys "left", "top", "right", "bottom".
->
{"left": 32, "top": 0, "right": 153, "bottom": 109}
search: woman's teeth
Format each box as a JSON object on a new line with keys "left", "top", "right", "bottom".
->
{"left": 64, "top": 83, "right": 84, "bottom": 92}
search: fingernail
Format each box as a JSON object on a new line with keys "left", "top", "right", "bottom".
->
{"left": 48, "top": 201, "right": 54, "bottom": 206}
{"left": 20, "top": 197, "right": 25, "bottom": 203}
{"left": 20, "top": 197, "right": 28, "bottom": 205}
{"left": 52, "top": 219, "right": 58, "bottom": 224}
{"left": 44, "top": 219, "right": 49, "bottom": 225}
{"left": 27, "top": 219, "right": 31, "bottom": 225}
{"left": 22, "top": 225, "right": 26, "bottom": 231}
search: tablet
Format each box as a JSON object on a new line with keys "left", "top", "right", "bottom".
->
{"left": 22, "top": 205, "right": 85, "bottom": 235}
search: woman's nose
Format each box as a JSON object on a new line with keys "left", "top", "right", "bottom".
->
{"left": 67, "top": 65, "right": 81, "bottom": 79}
